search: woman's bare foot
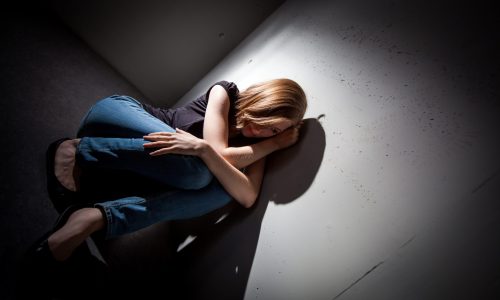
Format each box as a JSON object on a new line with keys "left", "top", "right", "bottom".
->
{"left": 47, "top": 208, "right": 105, "bottom": 261}
{"left": 54, "top": 139, "right": 81, "bottom": 192}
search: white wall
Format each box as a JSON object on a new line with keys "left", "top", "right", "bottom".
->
{"left": 50, "top": 0, "right": 284, "bottom": 106}
{"left": 177, "top": 0, "right": 500, "bottom": 299}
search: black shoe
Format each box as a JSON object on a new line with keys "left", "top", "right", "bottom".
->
{"left": 46, "top": 137, "right": 81, "bottom": 213}
{"left": 20, "top": 204, "right": 108, "bottom": 298}
{"left": 24, "top": 203, "right": 92, "bottom": 264}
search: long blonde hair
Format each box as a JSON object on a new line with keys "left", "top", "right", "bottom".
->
{"left": 235, "top": 78, "right": 307, "bottom": 129}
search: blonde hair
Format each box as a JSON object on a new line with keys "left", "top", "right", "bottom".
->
{"left": 235, "top": 78, "right": 307, "bottom": 129}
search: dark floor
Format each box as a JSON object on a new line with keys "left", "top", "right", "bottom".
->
{"left": 0, "top": 4, "right": 171, "bottom": 299}
{"left": 1, "top": 4, "right": 267, "bottom": 299}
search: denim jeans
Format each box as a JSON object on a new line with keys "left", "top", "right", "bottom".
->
{"left": 75, "top": 95, "right": 232, "bottom": 239}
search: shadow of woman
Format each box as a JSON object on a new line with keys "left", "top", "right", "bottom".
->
{"left": 93, "top": 118, "right": 325, "bottom": 299}
{"left": 160, "top": 117, "right": 326, "bottom": 299}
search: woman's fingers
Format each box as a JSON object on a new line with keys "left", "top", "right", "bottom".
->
{"left": 143, "top": 141, "right": 172, "bottom": 148}
{"left": 149, "top": 147, "right": 175, "bottom": 156}
{"left": 272, "top": 126, "right": 300, "bottom": 149}
{"left": 143, "top": 128, "right": 201, "bottom": 156}
{"left": 143, "top": 135, "right": 174, "bottom": 142}
{"left": 145, "top": 131, "right": 174, "bottom": 135}
{"left": 144, "top": 135, "right": 173, "bottom": 139}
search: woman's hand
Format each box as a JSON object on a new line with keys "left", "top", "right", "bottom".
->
{"left": 271, "top": 125, "right": 301, "bottom": 150}
{"left": 143, "top": 128, "right": 207, "bottom": 156}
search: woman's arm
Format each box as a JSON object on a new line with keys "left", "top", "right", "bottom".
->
{"left": 144, "top": 85, "right": 297, "bottom": 169}
{"left": 143, "top": 85, "right": 296, "bottom": 206}
{"left": 198, "top": 143, "right": 266, "bottom": 208}
{"left": 144, "top": 129, "right": 265, "bottom": 208}
{"left": 203, "top": 85, "right": 297, "bottom": 169}
{"left": 220, "top": 128, "right": 299, "bottom": 169}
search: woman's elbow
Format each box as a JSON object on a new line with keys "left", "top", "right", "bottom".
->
{"left": 219, "top": 148, "right": 238, "bottom": 166}
{"left": 240, "top": 192, "right": 258, "bottom": 208}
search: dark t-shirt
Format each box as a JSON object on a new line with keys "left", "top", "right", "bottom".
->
{"left": 142, "top": 80, "right": 239, "bottom": 139}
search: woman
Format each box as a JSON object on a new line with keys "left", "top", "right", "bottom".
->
{"left": 33, "top": 78, "right": 307, "bottom": 264}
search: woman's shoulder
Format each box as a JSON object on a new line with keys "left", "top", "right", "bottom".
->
{"left": 213, "top": 80, "right": 238, "bottom": 90}
{"left": 184, "top": 80, "right": 239, "bottom": 112}
{"left": 207, "top": 80, "right": 239, "bottom": 101}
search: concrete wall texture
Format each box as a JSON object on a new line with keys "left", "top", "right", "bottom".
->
{"left": 177, "top": 0, "right": 500, "bottom": 299}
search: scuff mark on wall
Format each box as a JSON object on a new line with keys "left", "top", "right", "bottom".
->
{"left": 332, "top": 261, "right": 385, "bottom": 299}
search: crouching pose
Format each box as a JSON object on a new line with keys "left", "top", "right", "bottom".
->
{"left": 34, "top": 78, "right": 307, "bottom": 264}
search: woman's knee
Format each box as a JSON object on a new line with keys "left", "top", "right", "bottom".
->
{"left": 77, "top": 95, "right": 159, "bottom": 138}
{"left": 77, "top": 96, "right": 117, "bottom": 136}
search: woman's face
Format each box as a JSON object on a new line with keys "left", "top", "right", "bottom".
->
{"left": 241, "top": 119, "right": 294, "bottom": 138}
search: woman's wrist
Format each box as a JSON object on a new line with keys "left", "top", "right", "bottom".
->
{"left": 197, "top": 139, "right": 213, "bottom": 158}
{"left": 266, "top": 136, "right": 282, "bottom": 152}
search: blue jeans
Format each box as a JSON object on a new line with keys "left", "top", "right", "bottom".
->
{"left": 75, "top": 95, "right": 232, "bottom": 239}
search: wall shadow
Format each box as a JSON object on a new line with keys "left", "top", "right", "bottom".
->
{"left": 99, "top": 118, "right": 325, "bottom": 299}
{"left": 263, "top": 117, "right": 326, "bottom": 205}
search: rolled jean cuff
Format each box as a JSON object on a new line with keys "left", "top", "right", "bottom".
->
{"left": 94, "top": 196, "right": 147, "bottom": 239}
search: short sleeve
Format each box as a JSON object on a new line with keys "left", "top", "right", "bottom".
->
{"left": 204, "top": 81, "right": 239, "bottom": 102}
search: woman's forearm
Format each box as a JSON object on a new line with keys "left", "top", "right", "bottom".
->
{"left": 220, "top": 138, "right": 279, "bottom": 169}
{"left": 143, "top": 129, "right": 266, "bottom": 208}
{"left": 198, "top": 141, "right": 264, "bottom": 208}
